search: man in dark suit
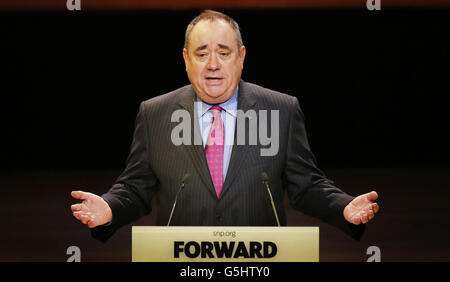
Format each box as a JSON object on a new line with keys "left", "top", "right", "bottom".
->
{"left": 71, "top": 10, "right": 379, "bottom": 242}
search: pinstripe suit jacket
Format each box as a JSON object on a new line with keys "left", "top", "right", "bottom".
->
{"left": 92, "top": 80, "right": 364, "bottom": 242}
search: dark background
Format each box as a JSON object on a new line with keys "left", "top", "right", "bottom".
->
{"left": 1, "top": 8, "right": 450, "bottom": 261}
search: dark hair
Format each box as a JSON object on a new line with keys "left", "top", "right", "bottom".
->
{"left": 184, "top": 10, "right": 243, "bottom": 50}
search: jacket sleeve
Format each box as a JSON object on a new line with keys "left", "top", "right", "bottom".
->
{"left": 91, "top": 101, "right": 159, "bottom": 242}
{"left": 283, "top": 96, "right": 365, "bottom": 240}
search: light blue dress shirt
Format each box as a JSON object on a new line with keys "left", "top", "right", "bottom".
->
{"left": 195, "top": 87, "right": 238, "bottom": 181}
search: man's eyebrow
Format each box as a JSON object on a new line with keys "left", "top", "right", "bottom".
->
{"left": 194, "top": 44, "right": 231, "bottom": 52}
{"left": 217, "top": 44, "right": 231, "bottom": 50}
{"left": 195, "top": 45, "right": 208, "bottom": 52}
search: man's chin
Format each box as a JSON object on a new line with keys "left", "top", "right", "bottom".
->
{"left": 202, "top": 88, "right": 228, "bottom": 103}
{"left": 202, "top": 93, "right": 230, "bottom": 104}
{"left": 204, "top": 84, "right": 225, "bottom": 93}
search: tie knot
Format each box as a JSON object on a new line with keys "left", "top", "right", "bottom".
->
{"left": 209, "top": 105, "right": 223, "bottom": 116}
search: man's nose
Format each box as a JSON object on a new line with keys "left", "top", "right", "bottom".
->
{"left": 207, "top": 53, "right": 221, "bottom": 70}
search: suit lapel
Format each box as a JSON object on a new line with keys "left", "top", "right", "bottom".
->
{"left": 220, "top": 80, "right": 257, "bottom": 198}
{"left": 177, "top": 87, "right": 217, "bottom": 198}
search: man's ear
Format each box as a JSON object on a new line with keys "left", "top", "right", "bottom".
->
{"left": 183, "top": 48, "right": 189, "bottom": 72}
{"left": 239, "top": 46, "right": 246, "bottom": 69}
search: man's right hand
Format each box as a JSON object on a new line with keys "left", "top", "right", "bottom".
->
{"left": 71, "top": 191, "right": 113, "bottom": 228}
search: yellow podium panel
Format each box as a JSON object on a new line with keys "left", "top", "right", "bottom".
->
{"left": 132, "top": 226, "right": 319, "bottom": 262}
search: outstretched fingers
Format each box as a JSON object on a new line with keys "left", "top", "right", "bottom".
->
{"left": 372, "top": 202, "right": 379, "bottom": 213}
{"left": 353, "top": 216, "right": 362, "bottom": 225}
{"left": 367, "top": 190, "right": 378, "bottom": 201}
{"left": 361, "top": 212, "right": 369, "bottom": 224}
{"left": 73, "top": 211, "right": 89, "bottom": 224}
{"left": 71, "top": 190, "right": 89, "bottom": 201}
{"left": 71, "top": 203, "right": 86, "bottom": 212}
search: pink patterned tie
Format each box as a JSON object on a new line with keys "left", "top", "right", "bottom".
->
{"left": 205, "top": 105, "right": 224, "bottom": 198}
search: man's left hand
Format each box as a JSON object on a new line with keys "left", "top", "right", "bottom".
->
{"left": 343, "top": 191, "right": 379, "bottom": 225}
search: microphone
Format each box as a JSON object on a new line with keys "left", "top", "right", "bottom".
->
{"left": 167, "top": 173, "right": 191, "bottom": 226}
{"left": 261, "top": 172, "right": 280, "bottom": 227}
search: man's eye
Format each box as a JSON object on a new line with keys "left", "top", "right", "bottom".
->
{"left": 220, "top": 52, "right": 229, "bottom": 56}
{"left": 197, "top": 53, "right": 207, "bottom": 58}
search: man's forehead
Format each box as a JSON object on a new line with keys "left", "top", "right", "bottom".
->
{"left": 189, "top": 20, "right": 236, "bottom": 45}
{"left": 193, "top": 18, "right": 231, "bottom": 32}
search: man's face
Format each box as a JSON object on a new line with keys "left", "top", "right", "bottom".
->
{"left": 183, "top": 19, "right": 246, "bottom": 104}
